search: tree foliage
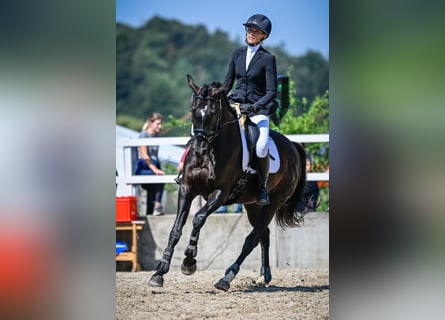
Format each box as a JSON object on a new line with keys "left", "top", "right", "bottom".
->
{"left": 272, "top": 86, "right": 329, "bottom": 170}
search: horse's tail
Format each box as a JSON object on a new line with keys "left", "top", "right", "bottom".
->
{"left": 275, "top": 142, "right": 307, "bottom": 228}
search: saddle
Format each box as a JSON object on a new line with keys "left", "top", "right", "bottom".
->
{"left": 244, "top": 117, "right": 260, "bottom": 169}
{"left": 232, "top": 104, "right": 280, "bottom": 174}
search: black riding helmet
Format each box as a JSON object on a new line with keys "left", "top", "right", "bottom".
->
{"left": 243, "top": 14, "right": 272, "bottom": 39}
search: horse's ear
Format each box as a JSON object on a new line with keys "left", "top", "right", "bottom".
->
{"left": 186, "top": 74, "right": 200, "bottom": 95}
{"left": 222, "top": 83, "right": 230, "bottom": 95}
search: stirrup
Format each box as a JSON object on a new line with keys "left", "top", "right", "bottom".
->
{"left": 256, "top": 188, "right": 270, "bottom": 205}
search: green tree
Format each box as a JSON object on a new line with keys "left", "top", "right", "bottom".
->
{"left": 274, "top": 92, "right": 329, "bottom": 165}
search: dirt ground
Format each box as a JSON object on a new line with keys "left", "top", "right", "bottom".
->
{"left": 116, "top": 268, "right": 329, "bottom": 319}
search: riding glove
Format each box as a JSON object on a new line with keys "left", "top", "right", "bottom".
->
{"left": 240, "top": 104, "right": 257, "bottom": 114}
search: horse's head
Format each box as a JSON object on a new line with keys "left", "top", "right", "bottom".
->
{"left": 187, "top": 74, "right": 231, "bottom": 156}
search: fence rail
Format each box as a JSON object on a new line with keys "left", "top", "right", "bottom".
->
{"left": 116, "top": 134, "right": 329, "bottom": 195}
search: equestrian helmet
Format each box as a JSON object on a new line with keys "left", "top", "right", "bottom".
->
{"left": 243, "top": 14, "right": 272, "bottom": 39}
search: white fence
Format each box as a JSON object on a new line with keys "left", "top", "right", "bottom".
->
{"left": 116, "top": 134, "right": 329, "bottom": 196}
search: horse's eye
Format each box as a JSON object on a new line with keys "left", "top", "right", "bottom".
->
{"left": 191, "top": 101, "right": 200, "bottom": 110}
{"left": 208, "top": 103, "right": 216, "bottom": 112}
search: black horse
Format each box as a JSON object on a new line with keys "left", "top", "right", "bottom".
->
{"left": 148, "top": 75, "right": 307, "bottom": 291}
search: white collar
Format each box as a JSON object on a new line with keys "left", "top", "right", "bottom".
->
{"left": 247, "top": 44, "right": 261, "bottom": 53}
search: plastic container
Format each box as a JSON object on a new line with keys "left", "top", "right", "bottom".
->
{"left": 116, "top": 196, "right": 138, "bottom": 222}
{"left": 116, "top": 241, "right": 128, "bottom": 254}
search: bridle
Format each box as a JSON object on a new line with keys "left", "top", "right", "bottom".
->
{"left": 191, "top": 93, "right": 240, "bottom": 145}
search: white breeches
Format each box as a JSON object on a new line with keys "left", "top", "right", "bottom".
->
{"left": 249, "top": 114, "right": 270, "bottom": 158}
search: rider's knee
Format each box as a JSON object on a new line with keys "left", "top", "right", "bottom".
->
{"left": 256, "top": 142, "right": 268, "bottom": 158}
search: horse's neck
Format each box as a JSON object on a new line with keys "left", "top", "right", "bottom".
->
{"left": 215, "top": 117, "right": 241, "bottom": 157}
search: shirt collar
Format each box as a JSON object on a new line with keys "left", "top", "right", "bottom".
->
{"left": 247, "top": 44, "right": 261, "bottom": 54}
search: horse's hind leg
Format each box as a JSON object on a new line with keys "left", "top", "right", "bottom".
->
{"left": 214, "top": 227, "right": 264, "bottom": 291}
{"left": 256, "top": 227, "right": 272, "bottom": 286}
{"left": 215, "top": 205, "right": 276, "bottom": 291}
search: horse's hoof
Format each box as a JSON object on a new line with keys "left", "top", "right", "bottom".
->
{"left": 181, "top": 262, "right": 197, "bottom": 276}
{"left": 256, "top": 275, "right": 266, "bottom": 285}
{"left": 214, "top": 279, "right": 230, "bottom": 291}
{"left": 181, "top": 258, "right": 197, "bottom": 275}
{"left": 148, "top": 274, "right": 164, "bottom": 287}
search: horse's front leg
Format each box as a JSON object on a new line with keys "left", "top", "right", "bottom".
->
{"left": 148, "top": 190, "right": 193, "bottom": 287}
{"left": 181, "top": 190, "right": 224, "bottom": 275}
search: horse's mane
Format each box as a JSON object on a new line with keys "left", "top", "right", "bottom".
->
{"left": 209, "top": 81, "right": 223, "bottom": 88}
{"left": 199, "top": 81, "right": 224, "bottom": 97}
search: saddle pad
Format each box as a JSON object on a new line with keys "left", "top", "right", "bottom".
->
{"left": 238, "top": 121, "right": 280, "bottom": 174}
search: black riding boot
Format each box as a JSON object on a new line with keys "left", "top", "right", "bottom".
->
{"left": 255, "top": 155, "right": 270, "bottom": 205}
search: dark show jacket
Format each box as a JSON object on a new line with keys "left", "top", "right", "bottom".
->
{"left": 223, "top": 46, "right": 278, "bottom": 116}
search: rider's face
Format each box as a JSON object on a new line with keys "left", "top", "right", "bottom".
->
{"left": 245, "top": 27, "right": 266, "bottom": 44}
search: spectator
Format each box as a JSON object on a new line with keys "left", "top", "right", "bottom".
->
{"left": 298, "top": 154, "right": 320, "bottom": 213}
{"left": 134, "top": 112, "right": 165, "bottom": 216}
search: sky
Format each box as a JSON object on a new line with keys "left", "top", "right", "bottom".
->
{"left": 116, "top": 0, "right": 329, "bottom": 59}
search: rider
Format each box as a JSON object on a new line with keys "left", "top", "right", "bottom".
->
{"left": 223, "top": 14, "right": 278, "bottom": 205}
